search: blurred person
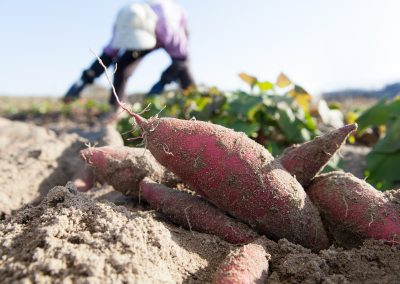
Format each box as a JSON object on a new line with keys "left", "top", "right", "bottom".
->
{"left": 63, "top": 0, "right": 195, "bottom": 111}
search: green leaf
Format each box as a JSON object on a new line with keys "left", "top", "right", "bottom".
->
{"left": 356, "top": 99, "right": 391, "bottom": 132}
{"left": 366, "top": 150, "right": 400, "bottom": 190}
{"left": 303, "top": 111, "right": 317, "bottom": 131}
{"left": 194, "top": 96, "right": 212, "bottom": 111}
{"left": 294, "top": 85, "right": 308, "bottom": 95}
{"left": 371, "top": 118, "right": 400, "bottom": 154}
{"left": 227, "top": 119, "right": 261, "bottom": 136}
{"left": 266, "top": 140, "right": 283, "bottom": 156}
{"left": 256, "top": 81, "right": 274, "bottom": 92}
{"left": 228, "top": 93, "right": 263, "bottom": 117}
{"left": 385, "top": 98, "right": 400, "bottom": 117}
{"left": 264, "top": 94, "right": 293, "bottom": 106}
{"left": 277, "top": 106, "right": 299, "bottom": 142}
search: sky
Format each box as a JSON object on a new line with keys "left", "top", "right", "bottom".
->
{"left": 1, "top": 0, "right": 400, "bottom": 97}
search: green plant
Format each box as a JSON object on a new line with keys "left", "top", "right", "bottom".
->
{"left": 356, "top": 97, "right": 400, "bottom": 190}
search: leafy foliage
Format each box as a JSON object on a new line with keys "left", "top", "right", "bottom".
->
{"left": 356, "top": 96, "right": 400, "bottom": 190}
{"left": 119, "top": 73, "right": 321, "bottom": 156}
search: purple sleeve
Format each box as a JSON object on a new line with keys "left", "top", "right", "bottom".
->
{"left": 151, "top": 2, "right": 189, "bottom": 59}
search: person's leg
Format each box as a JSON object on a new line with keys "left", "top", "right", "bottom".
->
{"left": 148, "top": 60, "right": 180, "bottom": 95}
{"left": 148, "top": 58, "right": 195, "bottom": 96}
{"left": 176, "top": 58, "right": 195, "bottom": 89}
{"left": 109, "top": 50, "right": 151, "bottom": 107}
{"left": 64, "top": 52, "right": 115, "bottom": 101}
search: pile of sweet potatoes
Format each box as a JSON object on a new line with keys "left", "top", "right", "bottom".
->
{"left": 77, "top": 105, "right": 400, "bottom": 282}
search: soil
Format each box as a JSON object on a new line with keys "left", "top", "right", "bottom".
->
{"left": 0, "top": 116, "right": 123, "bottom": 216}
{"left": 1, "top": 116, "right": 400, "bottom": 283}
{"left": 339, "top": 144, "right": 370, "bottom": 179}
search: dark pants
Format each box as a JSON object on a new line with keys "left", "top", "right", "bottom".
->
{"left": 159, "top": 58, "right": 194, "bottom": 89}
{"left": 109, "top": 50, "right": 152, "bottom": 106}
{"left": 111, "top": 50, "right": 195, "bottom": 104}
{"left": 65, "top": 50, "right": 195, "bottom": 107}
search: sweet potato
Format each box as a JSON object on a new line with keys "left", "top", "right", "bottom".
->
{"left": 308, "top": 171, "right": 400, "bottom": 247}
{"left": 80, "top": 146, "right": 177, "bottom": 197}
{"left": 212, "top": 239, "right": 270, "bottom": 284}
{"left": 72, "top": 166, "right": 94, "bottom": 192}
{"left": 279, "top": 124, "right": 357, "bottom": 186}
{"left": 140, "top": 178, "right": 258, "bottom": 244}
{"left": 123, "top": 113, "right": 329, "bottom": 251}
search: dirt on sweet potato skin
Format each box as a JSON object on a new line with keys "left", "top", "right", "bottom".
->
{"left": 143, "top": 117, "right": 329, "bottom": 251}
{"left": 81, "top": 146, "right": 178, "bottom": 198}
{"left": 308, "top": 172, "right": 400, "bottom": 248}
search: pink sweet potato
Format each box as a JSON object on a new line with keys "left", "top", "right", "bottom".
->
{"left": 140, "top": 178, "right": 258, "bottom": 244}
{"left": 122, "top": 111, "right": 329, "bottom": 251}
{"left": 279, "top": 124, "right": 357, "bottom": 186}
{"left": 212, "top": 240, "right": 270, "bottom": 284}
{"left": 72, "top": 166, "right": 94, "bottom": 192}
{"left": 308, "top": 171, "right": 400, "bottom": 247}
{"left": 80, "top": 146, "right": 177, "bottom": 197}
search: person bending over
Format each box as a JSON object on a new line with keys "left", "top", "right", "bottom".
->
{"left": 64, "top": 0, "right": 195, "bottom": 110}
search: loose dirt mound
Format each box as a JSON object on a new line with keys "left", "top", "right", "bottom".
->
{"left": 0, "top": 184, "right": 231, "bottom": 283}
{"left": 1, "top": 185, "right": 399, "bottom": 284}
{"left": 265, "top": 239, "right": 400, "bottom": 284}
{"left": 339, "top": 144, "right": 370, "bottom": 179}
{"left": 0, "top": 118, "right": 124, "bottom": 216}
{"left": 0, "top": 118, "right": 87, "bottom": 215}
